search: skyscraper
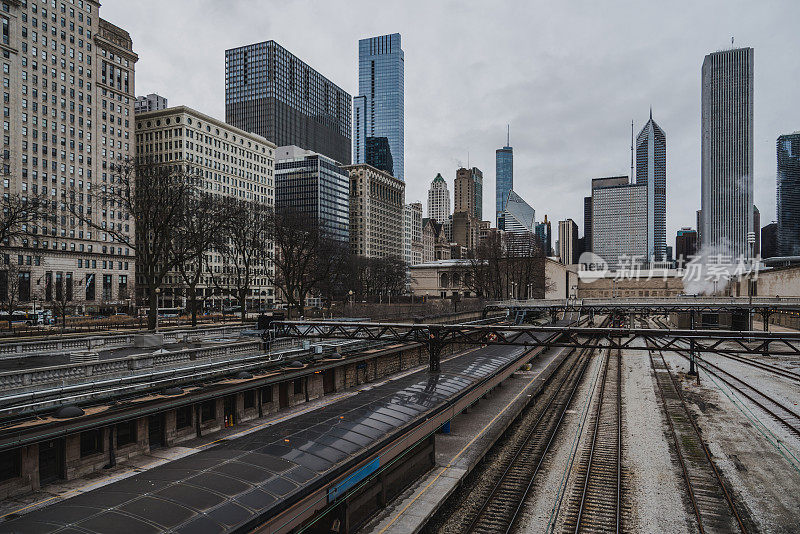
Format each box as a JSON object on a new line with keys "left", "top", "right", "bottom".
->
{"left": 496, "top": 128, "right": 513, "bottom": 228}
{"left": 584, "top": 197, "right": 593, "bottom": 253}
{"left": 353, "top": 33, "right": 404, "bottom": 180}
{"left": 225, "top": 41, "right": 352, "bottom": 165}
{"left": 427, "top": 173, "right": 451, "bottom": 223}
{"left": 1, "top": 6, "right": 138, "bottom": 313}
{"left": 591, "top": 176, "right": 648, "bottom": 269}
{"left": 777, "top": 132, "right": 800, "bottom": 256}
{"left": 501, "top": 190, "right": 536, "bottom": 233}
{"left": 455, "top": 167, "right": 483, "bottom": 220}
{"left": 558, "top": 219, "right": 579, "bottom": 264}
{"left": 635, "top": 110, "right": 667, "bottom": 261}
{"left": 275, "top": 146, "right": 350, "bottom": 244}
{"left": 701, "top": 47, "right": 754, "bottom": 258}
{"left": 675, "top": 228, "right": 698, "bottom": 261}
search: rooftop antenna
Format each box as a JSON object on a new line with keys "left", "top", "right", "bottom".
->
{"left": 731, "top": 36, "right": 734, "bottom": 47}
{"left": 507, "top": 124, "right": 510, "bottom": 147}
{"left": 630, "top": 119, "right": 634, "bottom": 184}
{"left": 467, "top": 150, "right": 470, "bottom": 169}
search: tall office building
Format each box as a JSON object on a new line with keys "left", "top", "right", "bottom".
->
{"left": 635, "top": 110, "right": 667, "bottom": 261}
{"left": 701, "top": 47, "right": 754, "bottom": 258}
{"left": 591, "top": 176, "right": 648, "bottom": 269}
{"left": 753, "top": 205, "right": 760, "bottom": 258}
{"left": 225, "top": 41, "right": 351, "bottom": 165}
{"left": 136, "top": 106, "right": 276, "bottom": 308}
{"left": 134, "top": 93, "right": 167, "bottom": 114}
{"left": 353, "top": 33, "right": 404, "bottom": 180}
{"left": 0, "top": 6, "right": 137, "bottom": 313}
{"left": 558, "top": 219, "right": 578, "bottom": 264}
{"left": 761, "top": 222, "right": 777, "bottom": 259}
{"left": 275, "top": 145, "right": 350, "bottom": 244}
{"left": 501, "top": 190, "right": 536, "bottom": 233}
{"left": 583, "top": 197, "right": 593, "bottom": 253}
{"left": 496, "top": 128, "right": 513, "bottom": 228}
{"left": 454, "top": 167, "right": 483, "bottom": 220}
{"left": 403, "top": 202, "right": 423, "bottom": 266}
{"left": 345, "top": 164, "right": 405, "bottom": 258}
{"left": 675, "top": 228, "right": 698, "bottom": 261}
{"left": 777, "top": 132, "right": 800, "bottom": 256}
{"left": 427, "top": 173, "right": 450, "bottom": 223}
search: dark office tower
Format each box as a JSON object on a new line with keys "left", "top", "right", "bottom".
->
{"left": 496, "top": 127, "right": 513, "bottom": 227}
{"left": 225, "top": 41, "right": 352, "bottom": 165}
{"left": 675, "top": 228, "right": 698, "bottom": 261}
{"left": 365, "top": 137, "right": 394, "bottom": 176}
{"left": 777, "top": 132, "right": 800, "bottom": 256}
{"left": 753, "top": 205, "right": 761, "bottom": 258}
{"left": 635, "top": 110, "right": 667, "bottom": 262}
{"left": 354, "top": 33, "right": 404, "bottom": 180}
{"left": 701, "top": 47, "right": 754, "bottom": 258}
{"left": 583, "top": 196, "right": 593, "bottom": 253}
{"left": 455, "top": 167, "right": 483, "bottom": 220}
{"left": 761, "top": 222, "right": 777, "bottom": 259}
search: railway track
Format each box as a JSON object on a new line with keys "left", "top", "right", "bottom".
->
{"left": 651, "top": 317, "right": 800, "bottom": 385}
{"left": 561, "top": 346, "right": 623, "bottom": 533}
{"left": 432, "top": 324, "right": 605, "bottom": 534}
{"left": 649, "top": 318, "right": 800, "bottom": 439}
{"left": 647, "top": 342, "right": 749, "bottom": 533}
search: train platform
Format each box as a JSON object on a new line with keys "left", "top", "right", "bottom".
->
{"left": 0, "top": 332, "right": 563, "bottom": 533}
{"left": 363, "top": 344, "right": 574, "bottom": 534}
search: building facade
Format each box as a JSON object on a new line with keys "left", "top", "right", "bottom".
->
{"left": 777, "top": 132, "right": 800, "bottom": 256}
{"left": 225, "top": 41, "right": 351, "bottom": 166}
{"left": 761, "top": 222, "right": 777, "bottom": 259}
{"left": 501, "top": 190, "right": 536, "bottom": 234}
{"left": 345, "top": 164, "right": 404, "bottom": 258}
{"left": 427, "top": 173, "right": 450, "bottom": 223}
{"left": 0, "top": 4, "right": 138, "bottom": 313}
{"left": 135, "top": 106, "right": 276, "bottom": 308}
{"left": 451, "top": 210, "right": 479, "bottom": 252}
{"left": 675, "top": 228, "right": 698, "bottom": 261}
{"left": 275, "top": 145, "right": 349, "bottom": 244}
{"left": 635, "top": 110, "right": 667, "bottom": 262}
{"left": 496, "top": 135, "right": 513, "bottom": 228}
{"left": 134, "top": 93, "right": 167, "bottom": 114}
{"left": 591, "top": 176, "right": 648, "bottom": 269}
{"left": 353, "top": 33, "right": 404, "bottom": 180}
{"left": 583, "top": 196, "right": 592, "bottom": 253}
{"left": 558, "top": 219, "right": 578, "bottom": 264}
{"left": 701, "top": 47, "right": 754, "bottom": 258}
{"left": 454, "top": 166, "right": 483, "bottom": 220}
{"left": 403, "top": 202, "right": 423, "bottom": 266}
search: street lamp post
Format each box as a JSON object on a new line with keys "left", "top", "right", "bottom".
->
{"left": 154, "top": 287, "right": 161, "bottom": 332}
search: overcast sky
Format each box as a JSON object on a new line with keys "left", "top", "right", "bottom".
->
{"left": 103, "top": 0, "right": 800, "bottom": 246}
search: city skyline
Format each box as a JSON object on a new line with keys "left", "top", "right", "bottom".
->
{"left": 104, "top": 1, "right": 800, "bottom": 241}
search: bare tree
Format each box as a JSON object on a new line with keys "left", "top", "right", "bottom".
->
{"left": 70, "top": 157, "right": 198, "bottom": 330}
{"left": 0, "top": 194, "right": 40, "bottom": 250}
{"left": 464, "top": 232, "right": 551, "bottom": 300}
{"left": 269, "top": 208, "right": 345, "bottom": 319}
{"left": 216, "top": 198, "right": 271, "bottom": 322}
{"left": 175, "top": 193, "right": 227, "bottom": 326}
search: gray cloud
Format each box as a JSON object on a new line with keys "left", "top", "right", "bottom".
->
{"left": 103, "top": 0, "right": 800, "bottom": 246}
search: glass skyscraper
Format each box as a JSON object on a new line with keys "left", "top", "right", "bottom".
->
{"left": 635, "top": 110, "right": 667, "bottom": 262}
{"left": 496, "top": 129, "right": 513, "bottom": 228}
{"left": 353, "top": 33, "right": 404, "bottom": 180}
{"left": 275, "top": 146, "right": 350, "bottom": 244}
{"left": 225, "top": 41, "right": 352, "bottom": 165}
{"left": 777, "top": 132, "right": 800, "bottom": 256}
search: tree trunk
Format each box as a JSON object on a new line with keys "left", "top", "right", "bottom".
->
{"left": 239, "top": 292, "right": 247, "bottom": 322}
{"left": 188, "top": 285, "right": 198, "bottom": 327}
{"left": 148, "top": 287, "right": 158, "bottom": 331}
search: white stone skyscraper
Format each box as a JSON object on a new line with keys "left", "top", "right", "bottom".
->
{"left": 427, "top": 173, "right": 450, "bottom": 224}
{"left": 701, "top": 47, "right": 754, "bottom": 258}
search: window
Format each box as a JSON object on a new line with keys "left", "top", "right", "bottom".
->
{"left": 293, "top": 379, "right": 302, "bottom": 395}
{"left": 243, "top": 390, "right": 255, "bottom": 410}
{"left": 79, "top": 429, "right": 103, "bottom": 457}
{"left": 200, "top": 400, "right": 215, "bottom": 422}
{"left": 115, "top": 420, "right": 136, "bottom": 447}
{"left": 260, "top": 385, "right": 272, "bottom": 404}
{"left": 176, "top": 406, "right": 192, "bottom": 430}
